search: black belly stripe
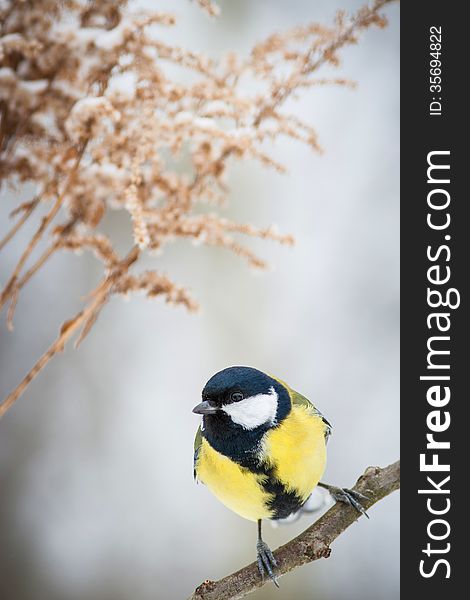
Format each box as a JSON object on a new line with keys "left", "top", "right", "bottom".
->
{"left": 245, "top": 458, "right": 305, "bottom": 519}
{"left": 259, "top": 465, "right": 305, "bottom": 519}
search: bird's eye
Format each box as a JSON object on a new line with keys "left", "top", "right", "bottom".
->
{"left": 231, "top": 392, "right": 243, "bottom": 402}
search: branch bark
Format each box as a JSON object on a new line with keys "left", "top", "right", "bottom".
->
{"left": 189, "top": 460, "right": 400, "bottom": 600}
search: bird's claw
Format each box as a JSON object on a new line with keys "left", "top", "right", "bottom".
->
{"left": 256, "top": 540, "right": 279, "bottom": 588}
{"left": 324, "top": 485, "right": 370, "bottom": 518}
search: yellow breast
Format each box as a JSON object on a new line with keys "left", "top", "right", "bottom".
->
{"left": 262, "top": 405, "right": 327, "bottom": 501}
{"left": 195, "top": 405, "right": 327, "bottom": 521}
{"left": 196, "top": 438, "right": 273, "bottom": 521}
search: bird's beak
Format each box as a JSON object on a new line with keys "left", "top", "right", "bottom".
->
{"left": 192, "top": 400, "right": 219, "bottom": 415}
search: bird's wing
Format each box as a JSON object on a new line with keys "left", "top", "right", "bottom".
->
{"left": 193, "top": 425, "right": 203, "bottom": 481}
{"left": 291, "top": 388, "right": 332, "bottom": 442}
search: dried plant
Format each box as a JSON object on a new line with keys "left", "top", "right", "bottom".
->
{"left": 0, "top": 0, "right": 392, "bottom": 417}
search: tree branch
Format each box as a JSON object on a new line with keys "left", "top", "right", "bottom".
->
{"left": 189, "top": 460, "right": 400, "bottom": 600}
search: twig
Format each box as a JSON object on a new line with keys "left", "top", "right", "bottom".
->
{"left": 253, "top": 0, "right": 396, "bottom": 126}
{"left": 188, "top": 460, "right": 400, "bottom": 600}
{"left": 0, "top": 198, "right": 40, "bottom": 252}
{"left": 0, "top": 143, "right": 86, "bottom": 311}
{"left": 5, "top": 218, "right": 79, "bottom": 330}
{"left": 0, "top": 245, "right": 140, "bottom": 419}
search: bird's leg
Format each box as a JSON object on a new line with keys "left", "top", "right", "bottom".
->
{"left": 318, "top": 482, "right": 369, "bottom": 518}
{"left": 256, "top": 519, "right": 279, "bottom": 588}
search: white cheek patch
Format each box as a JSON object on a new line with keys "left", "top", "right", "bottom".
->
{"left": 222, "top": 387, "right": 278, "bottom": 430}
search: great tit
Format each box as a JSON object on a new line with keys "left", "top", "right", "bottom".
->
{"left": 193, "top": 366, "right": 368, "bottom": 585}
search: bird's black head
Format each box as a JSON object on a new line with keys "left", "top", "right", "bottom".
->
{"left": 193, "top": 366, "right": 291, "bottom": 460}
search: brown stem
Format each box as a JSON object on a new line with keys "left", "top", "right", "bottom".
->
{"left": 0, "top": 143, "right": 86, "bottom": 311}
{"left": 188, "top": 460, "right": 400, "bottom": 600}
{"left": 5, "top": 218, "right": 80, "bottom": 330}
{"left": 0, "top": 198, "right": 40, "bottom": 252}
{"left": 0, "top": 245, "right": 140, "bottom": 419}
{"left": 253, "top": 0, "right": 396, "bottom": 127}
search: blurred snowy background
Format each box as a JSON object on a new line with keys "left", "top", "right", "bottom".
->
{"left": 0, "top": 0, "right": 399, "bottom": 599}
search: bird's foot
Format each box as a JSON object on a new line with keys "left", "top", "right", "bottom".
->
{"left": 256, "top": 540, "right": 279, "bottom": 588}
{"left": 320, "top": 484, "right": 369, "bottom": 518}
